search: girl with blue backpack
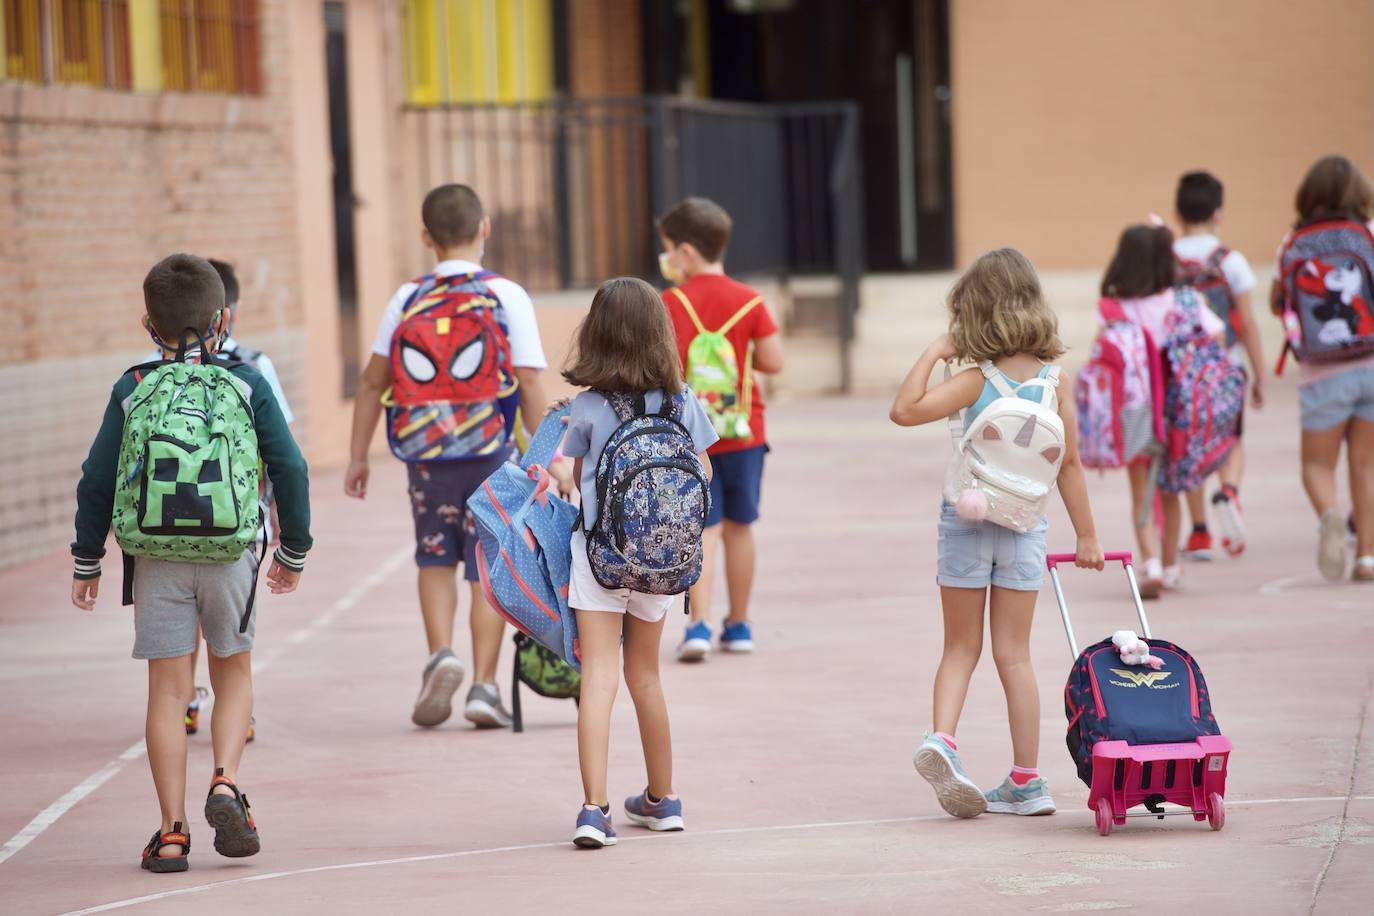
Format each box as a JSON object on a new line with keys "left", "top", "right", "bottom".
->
{"left": 889, "top": 248, "right": 1104, "bottom": 820}
{"left": 558, "top": 277, "right": 719, "bottom": 849}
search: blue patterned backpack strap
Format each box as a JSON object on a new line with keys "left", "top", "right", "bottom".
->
{"left": 659, "top": 387, "right": 688, "bottom": 421}
{"left": 519, "top": 405, "right": 570, "bottom": 471}
{"left": 602, "top": 391, "right": 641, "bottom": 423}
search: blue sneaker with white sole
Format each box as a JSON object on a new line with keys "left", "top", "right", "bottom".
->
{"left": 983, "top": 775, "right": 1056, "bottom": 815}
{"left": 677, "top": 621, "right": 712, "bottom": 662}
{"left": 624, "top": 790, "right": 684, "bottom": 831}
{"left": 720, "top": 620, "right": 754, "bottom": 653}
{"left": 573, "top": 806, "right": 616, "bottom": 848}
{"left": 913, "top": 732, "right": 986, "bottom": 819}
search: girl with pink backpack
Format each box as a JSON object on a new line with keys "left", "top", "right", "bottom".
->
{"left": 889, "top": 248, "right": 1104, "bottom": 820}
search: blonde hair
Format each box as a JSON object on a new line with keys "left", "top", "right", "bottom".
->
{"left": 947, "top": 248, "right": 1065, "bottom": 363}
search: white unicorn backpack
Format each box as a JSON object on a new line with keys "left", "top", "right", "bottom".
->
{"left": 943, "top": 361, "right": 1066, "bottom": 533}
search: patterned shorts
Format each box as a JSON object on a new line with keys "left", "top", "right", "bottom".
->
{"left": 407, "top": 454, "right": 508, "bottom": 574}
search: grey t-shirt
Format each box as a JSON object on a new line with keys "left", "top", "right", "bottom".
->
{"left": 562, "top": 388, "right": 719, "bottom": 527}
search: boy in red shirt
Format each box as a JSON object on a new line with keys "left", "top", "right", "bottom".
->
{"left": 658, "top": 198, "right": 785, "bottom": 661}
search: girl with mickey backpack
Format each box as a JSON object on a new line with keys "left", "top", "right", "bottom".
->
{"left": 890, "top": 248, "right": 1104, "bottom": 820}
{"left": 1270, "top": 155, "right": 1374, "bottom": 582}
{"left": 558, "top": 278, "right": 719, "bottom": 849}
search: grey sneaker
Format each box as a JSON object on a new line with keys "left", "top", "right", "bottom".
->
{"left": 464, "top": 683, "right": 514, "bottom": 729}
{"left": 913, "top": 733, "right": 986, "bottom": 818}
{"left": 412, "top": 648, "right": 465, "bottom": 727}
{"left": 983, "top": 775, "right": 1056, "bottom": 815}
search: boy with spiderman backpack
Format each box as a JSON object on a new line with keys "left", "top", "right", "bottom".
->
{"left": 345, "top": 184, "right": 566, "bottom": 730}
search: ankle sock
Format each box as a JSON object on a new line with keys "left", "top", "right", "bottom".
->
{"left": 934, "top": 732, "right": 957, "bottom": 751}
{"left": 584, "top": 803, "right": 610, "bottom": 815}
{"left": 1009, "top": 765, "right": 1038, "bottom": 786}
{"left": 646, "top": 791, "right": 663, "bottom": 804}
{"left": 1192, "top": 523, "right": 1208, "bottom": 535}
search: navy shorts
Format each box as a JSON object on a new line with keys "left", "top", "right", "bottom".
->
{"left": 705, "top": 444, "right": 768, "bottom": 527}
{"left": 407, "top": 454, "right": 508, "bottom": 574}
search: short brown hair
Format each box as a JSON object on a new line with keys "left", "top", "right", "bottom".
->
{"left": 1101, "top": 224, "right": 1176, "bottom": 299}
{"left": 1295, "top": 154, "right": 1373, "bottom": 224}
{"left": 563, "top": 277, "right": 684, "bottom": 394}
{"left": 948, "top": 248, "right": 1065, "bottom": 363}
{"left": 143, "top": 253, "right": 226, "bottom": 342}
{"left": 422, "top": 183, "right": 485, "bottom": 247}
{"left": 657, "top": 197, "right": 732, "bottom": 263}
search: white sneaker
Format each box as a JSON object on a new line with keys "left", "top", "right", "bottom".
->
{"left": 1139, "top": 557, "right": 1164, "bottom": 600}
{"left": 1162, "top": 565, "right": 1183, "bottom": 590}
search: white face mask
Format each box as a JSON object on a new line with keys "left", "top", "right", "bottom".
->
{"left": 659, "top": 251, "right": 685, "bottom": 286}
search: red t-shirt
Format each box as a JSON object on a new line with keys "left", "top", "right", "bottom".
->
{"left": 663, "top": 274, "right": 779, "bottom": 455}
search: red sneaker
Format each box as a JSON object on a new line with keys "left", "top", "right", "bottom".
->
{"left": 1184, "top": 529, "right": 1214, "bottom": 561}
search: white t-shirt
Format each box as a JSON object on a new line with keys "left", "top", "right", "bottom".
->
{"left": 370, "top": 260, "right": 547, "bottom": 370}
{"left": 1173, "top": 234, "right": 1255, "bottom": 296}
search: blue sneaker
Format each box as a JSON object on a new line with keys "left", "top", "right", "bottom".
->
{"left": 913, "top": 733, "right": 986, "bottom": 819}
{"left": 720, "top": 620, "right": 754, "bottom": 653}
{"left": 983, "top": 775, "right": 1056, "bottom": 815}
{"left": 573, "top": 806, "right": 616, "bottom": 848}
{"left": 677, "top": 621, "right": 712, "bottom": 662}
{"left": 623, "top": 790, "right": 684, "bottom": 831}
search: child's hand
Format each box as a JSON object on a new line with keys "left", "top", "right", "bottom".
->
{"left": 72, "top": 577, "right": 99, "bottom": 611}
{"left": 266, "top": 561, "right": 302, "bottom": 595}
{"left": 1251, "top": 378, "right": 1265, "bottom": 409}
{"left": 344, "top": 459, "right": 369, "bottom": 499}
{"left": 926, "top": 334, "right": 956, "bottom": 362}
{"left": 549, "top": 457, "right": 576, "bottom": 497}
{"left": 1075, "top": 536, "right": 1105, "bottom": 571}
{"left": 546, "top": 397, "right": 572, "bottom": 417}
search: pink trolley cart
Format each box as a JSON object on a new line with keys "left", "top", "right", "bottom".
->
{"left": 1046, "top": 551, "right": 1232, "bottom": 836}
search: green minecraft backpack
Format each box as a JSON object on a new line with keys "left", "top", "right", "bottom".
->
{"left": 667, "top": 287, "right": 762, "bottom": 440}
{"left": 113, "top": 357, "right": 260, "bottom": 564}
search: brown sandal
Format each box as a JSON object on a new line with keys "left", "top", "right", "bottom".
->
{"left": 141, "top": 821, "right": 189, "bottom": 873}
{"left": 205, "top": 768, "right": 261, "bottom": 858}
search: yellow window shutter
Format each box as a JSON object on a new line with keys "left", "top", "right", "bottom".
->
{"left": 129, "top": 0, "right": 163, "bottom": 91}
{"left": 403, "top": 0, "right": 441, "bottom": 106}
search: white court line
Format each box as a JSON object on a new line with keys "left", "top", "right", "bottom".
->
{"left": 54, "top": 794, "right": 1374, "bottom": 916}
{"left": 0, "top": 547, "right": 412, "bottom": 867}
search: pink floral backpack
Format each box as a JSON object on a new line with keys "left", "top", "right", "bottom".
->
{"left": 1075, "top": 298, "right": 1163, "bottom": 470}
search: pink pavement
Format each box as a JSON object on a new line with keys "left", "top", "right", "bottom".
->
{"left": 1, "top": 383, "right": 1371, "bottom": 914}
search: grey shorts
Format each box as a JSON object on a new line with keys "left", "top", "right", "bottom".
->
{"left": 132, "top": 552, "right": 259, "bottom": 660}
{"left": 936, "top": 502, "right": 1048, "bottom": 592}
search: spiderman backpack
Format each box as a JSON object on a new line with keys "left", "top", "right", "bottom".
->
{"left": 384, "top": 271, "right": 519, "bottom": 462}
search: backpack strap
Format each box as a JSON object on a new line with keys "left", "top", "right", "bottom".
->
{"left": 977, "top": 360, "right": 1018, "bottom": 397}
{"left": 1206, "top": 245, "right": 1230, "bottom": 271}
{"left": 718, "top": 296, "right": 763, "bottom": 335}
{"left": 519, "top": 405, "right": 571, "bottom": 471}
{"left": 667, "top": 288, "right": 707, "bottom": 335}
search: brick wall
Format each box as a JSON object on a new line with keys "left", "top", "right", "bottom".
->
{"left": 0, "top": 0, "right": 309, "bottom": 568}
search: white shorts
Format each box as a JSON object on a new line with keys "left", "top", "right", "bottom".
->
{"left": 569, "top": 530, "right": 675, "bottom": 623}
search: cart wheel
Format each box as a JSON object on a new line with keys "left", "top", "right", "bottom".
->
{"left": 1095, "top": 797, "right": 1114, "bottom": 836}
{"left": 1207, "top": 793, "right": 1225, "bottom": 831}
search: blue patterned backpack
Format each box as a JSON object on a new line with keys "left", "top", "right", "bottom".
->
{"left": 583, "top": 390, "right": 710, "bottom": 597}
{"left": 468, "top": 406, "right": 580, "bottom": 667}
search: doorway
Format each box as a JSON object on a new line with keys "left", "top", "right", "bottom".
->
{"left": 325, "top": 1, "right": 361, "bottom": 395}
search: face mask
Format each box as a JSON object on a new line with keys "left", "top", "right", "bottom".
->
{"left": 659, "top": 251, "right": 684, "bottom": 286}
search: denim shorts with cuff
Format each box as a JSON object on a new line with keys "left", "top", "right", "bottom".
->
{"left": 1299, "top": 366, "right": 1374, "bottom": 431}
{"left": 936, "top": 502, "right": 1047, "bottom": 592}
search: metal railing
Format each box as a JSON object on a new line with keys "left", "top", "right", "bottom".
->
{"left": 406, "top": 94, "right": 864, "bottom": 388}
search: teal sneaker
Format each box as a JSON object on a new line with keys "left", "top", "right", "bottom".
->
{"left": 983, "top": 775, "right": 1056, "bottom": 815}
{"left": 913, "top": 733, "right": 986, "bottom": 819}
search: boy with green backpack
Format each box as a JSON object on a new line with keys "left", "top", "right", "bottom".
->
{"left": 71, "top": 254, "right": 311, "bottom": 874}
{"left": 659, "top": 198, "right": 785, "bottom": 662}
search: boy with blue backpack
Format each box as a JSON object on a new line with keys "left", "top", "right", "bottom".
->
{"left": 72, "top": 254, "right": 311, "bottom": 873}
{"left": 559, "top": 277, "right": 718, "bottom": 848}
{"left": 659, "top": 198, "right": 784, "bottom": 661}
{"left": 345, "top": 184, "right": 559, "bottom": 730}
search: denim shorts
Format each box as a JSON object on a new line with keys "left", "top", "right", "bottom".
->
{"left": 1300, "top": 366, "right": 1374, "bottom": 431}
{"left": 936, "top": 502, "right": 1048, "bottom": 591}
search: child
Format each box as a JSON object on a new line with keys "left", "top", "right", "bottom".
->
{"left": 658, "top": 197, "right": 784, "bottom": 661}
{"left": 1269, "top": 155, "right": 1374, "bottom": 581}
{"left": 889, "top": 248, "right": 1103, "bottom": 818}
{"left": 1100, "top": 225, "right": 1228, "bottom": 597}
{"left": 559, "top": 278, "right": 718, "bottom": 847}
{"left": 172, "top": 259, "right": 293, "bottom": 739}
{"left": 72, "top": 254, "right": 311, "bottom": 872}
{"left": 1173, "top": 172, "right": 1265, "bottom": 559}
{"left": 345, "top": 183, "right": 560, "bottom": 728}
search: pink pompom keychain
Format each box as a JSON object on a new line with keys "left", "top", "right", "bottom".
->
{"left": 955, "top": 487, "right": 989, "bottom": 522}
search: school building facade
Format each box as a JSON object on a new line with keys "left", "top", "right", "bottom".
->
{"left": 2, "top": 0, "right": 1372, "bottom": 566}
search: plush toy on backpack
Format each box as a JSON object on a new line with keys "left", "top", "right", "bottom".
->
{"left": 667, "top": 287, "right": 761, "bottom": 441}
{"left": 1278, "top": 217, "right": 1374, "bottom": 364}
{"left": 1075, "top": 298, "right": 1164, "bottom": 471}
{"left": 383, "top": 270, "right": 519, "bottom": 462}
{"left": 943, "top": 362, "right": 1067, "bottom": 534}
{"left": 1158, "top": 288, "right": 1245, "bottom": 494}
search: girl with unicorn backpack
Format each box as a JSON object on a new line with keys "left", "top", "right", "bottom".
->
{"left": 890, "top": 248, "right": 1105, "bottom": 820}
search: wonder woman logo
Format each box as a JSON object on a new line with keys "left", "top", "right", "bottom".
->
{"left": 1110, "top": 668, "right": 1175, "bottom": 689}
